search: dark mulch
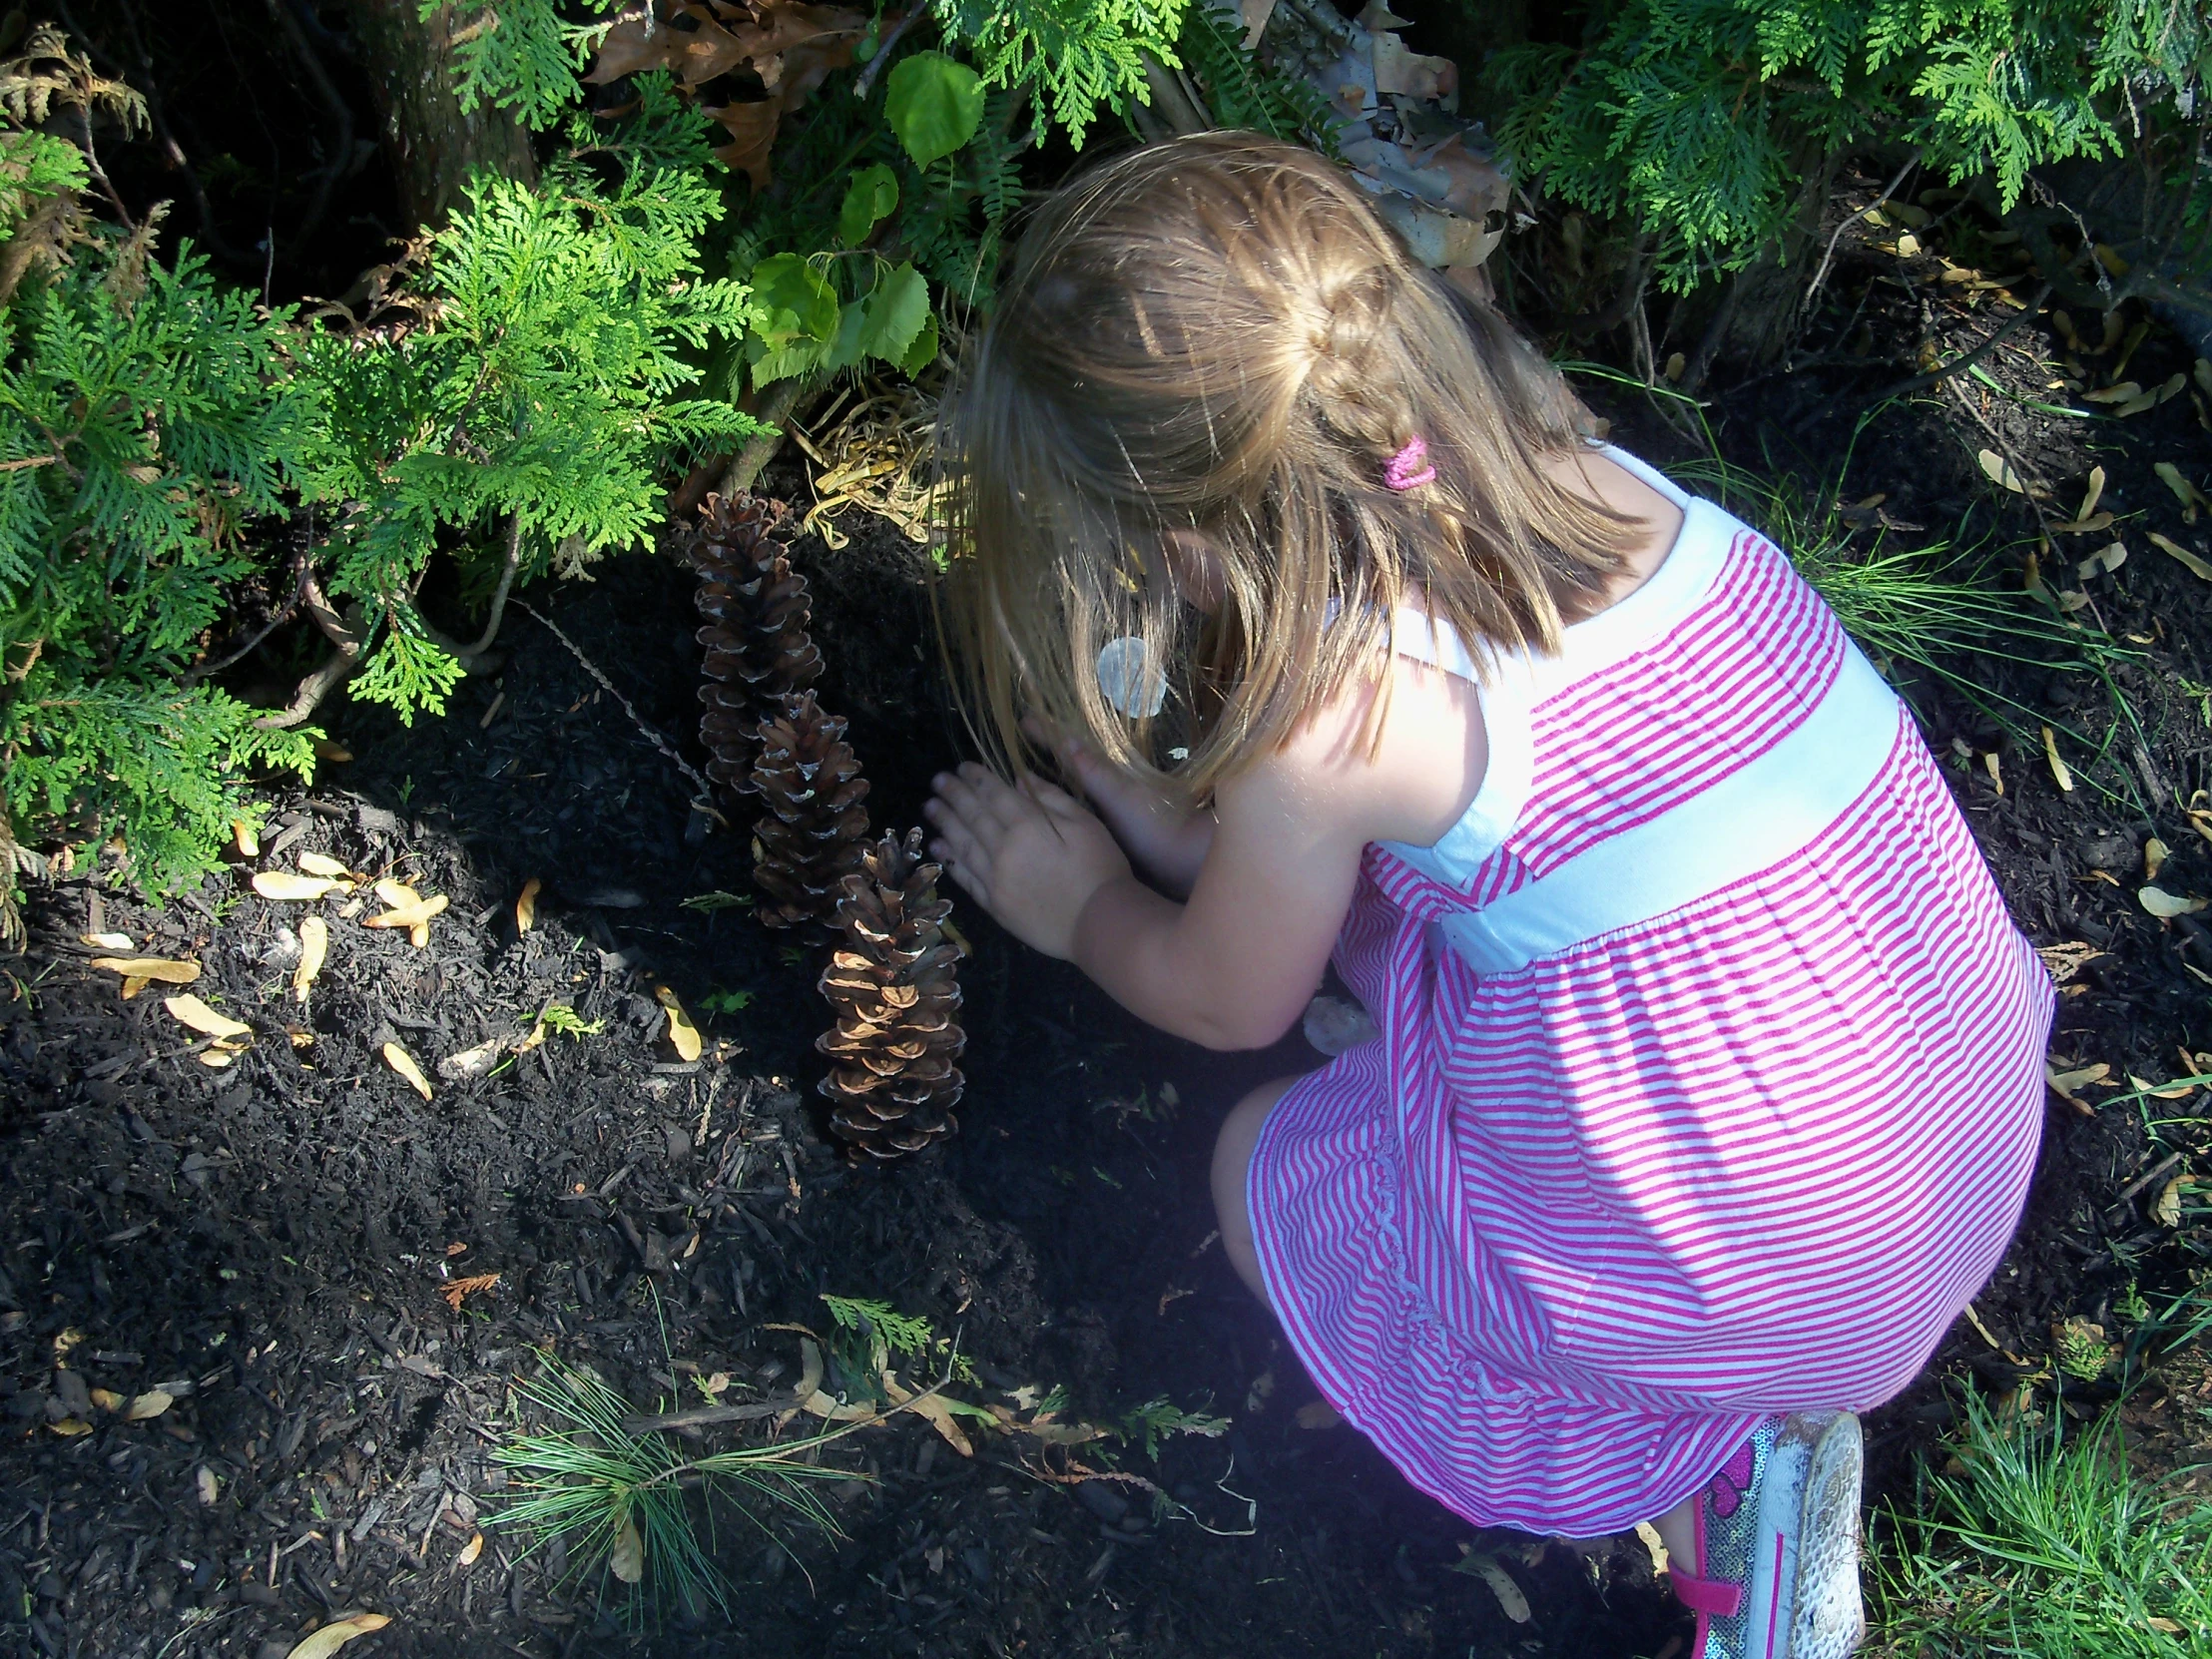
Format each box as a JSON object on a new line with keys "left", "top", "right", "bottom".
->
{"left": 4, "top": 205, "right": 2211, "bottom": 1659}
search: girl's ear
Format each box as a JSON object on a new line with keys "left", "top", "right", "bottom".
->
{"left": 1163, "top": 529, "right": 1227, "bottom": 615}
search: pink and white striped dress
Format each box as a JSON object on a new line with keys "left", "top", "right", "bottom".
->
{"left": 1247, "top": 448, "right": 2053, "bottom": 1537}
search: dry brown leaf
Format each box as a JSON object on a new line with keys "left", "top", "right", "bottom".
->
{"left": 656, "top": 985, "right": 703, "bottom": 1061}
{"left": 1977, "top": 450, "right": 2026, "bottom": 493}
{"left": 2150, "top": 532, "right": 2212, "bottom": 579}
{"left": 284, "top": 1614, "right": 392, "bottom": 1659}
{"left": 124, "top": 1388, "right": 173, "bottom": 1421}
{"left": 2146, "top": 837, "right": 2171, "bottom": 880}
{"left": 89, "top": 955, "right": 198, "bottom": 984}
{"left": 880, "top": 1371, "right": 974, "bottom": 1454}
{"left": 2040, "top": 726, "right": 2073, "bottom": 792}
{"left": 2035, "top": 941, "right": 2105, "bottom": 983}
{"left": 516, "top": 875, "right": 540, "bottom": 934}
{"left": 457, "top": 1531, "right": 483, "bottom": 1568}
{"left": 253, "top": 871, "right": 344, "bottom": 901}
{"left": 2140, "top": 885, "right": 2208, "bottom": 917}
{"left": 440, "top": 1272, "right": 500, "bottom": 1312}
{"left": 2153, "top": 1177, "right": 2183, "bottom": 1228}
{"left": 382, "top": 1041, "right": 432, "bottom": 1100}
{"left": 609, "top": 1515, "right": 645, "bottom": 1585}
{"left": 164, "top": 994, "right": 254, "bottom": 1041}
{"left": 2045, "top": 1063, "right": 2111, "bottom": 1116}
{"left": 294, "top": 916, "right": 328, "bottom": 1003}
{"left": 297, "top": 851, "right": 353, "bottom": 879}
{"left": 364, "top": 893, "right": 448, "bottom": 930}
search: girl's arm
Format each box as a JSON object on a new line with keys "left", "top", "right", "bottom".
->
{"left": 927, "top": 659, "right": 1486, "bottom": 1050}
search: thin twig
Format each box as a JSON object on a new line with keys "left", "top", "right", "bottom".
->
{"left": 466, "top": 516, "right": 525, "bottom": 657}
{"left": 1864, "top": 283, "right": 2054, "bottom": 407}
{"left": 851, "top": 9, "right": 924, "bottom": 101}
{"left": 1805, "top": 152, "right": 1920, "bottom": 317}
{"left": 513, "top": 601, "right": 717, "bottom": 806}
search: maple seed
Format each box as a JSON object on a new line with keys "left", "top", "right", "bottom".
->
{"left": 294, "top": 917, "right": 328, "bottom": 1002}
{"left": 516, "top": 875, "right": 541, "bottom": 933}
{"left": 382, "top": 1041, "right": 434, "bottom": 1100}
{"left": 253, "top": 871, "right": 344, "bottom": 901}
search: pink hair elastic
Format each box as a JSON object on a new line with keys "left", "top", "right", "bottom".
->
{"left": 1383, "top": 436, "right": 1436, "bottom": 491}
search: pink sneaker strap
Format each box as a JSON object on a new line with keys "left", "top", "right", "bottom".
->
{"left": 1667, "top": 1569, "right": 1744, "bottom": 1618}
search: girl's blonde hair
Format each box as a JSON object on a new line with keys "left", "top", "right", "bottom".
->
{"left": 940, "top": 132, "right": 1643, "bottom": 802}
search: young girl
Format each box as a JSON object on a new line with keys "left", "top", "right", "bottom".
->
{"left": 922, "top": 134, "right": 2052, "bottom": 1659}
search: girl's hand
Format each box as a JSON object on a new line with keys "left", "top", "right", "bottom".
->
{"left": 925, "top": 763, "right": 1132, "bottom": 960}
{"left": 1023, "top": 717, "right": 1215, "bottom": 897}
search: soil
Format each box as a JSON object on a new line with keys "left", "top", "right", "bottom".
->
{"left": 5, "top": 171, "right": 2212, "bottom": 1659}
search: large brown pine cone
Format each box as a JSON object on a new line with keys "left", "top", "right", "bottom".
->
{"left": 818, "top": 829, "right": 964, "bottom": 1160}
{"left": 751, "top": 692, "right": 869, "bottom": 928}
{"left": 684, "top": 491, "right": 822, "bottom": 799}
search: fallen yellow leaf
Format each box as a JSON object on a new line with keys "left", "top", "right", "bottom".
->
{"left": 89, "top": 955, "right": 198, "bottom": 985}
{"left": 609, "top": 1515, "right": 645, "bottom": 1585}
{"left": 655, "top": 985, "right": 703, "bottom": 1062}
{"left": 2150, "top": 532, "right": 2212, "bottom": 580}
{"left": 164, "top": 994, "right": 254, "bottom": 1041}
{"left": 284, "top": 1613, "right": 392, "bottom": 1659}
{"left": 253, "top": 871, "right": 344, "bottom": 901}
{"left": 382, "top": 1041, "right": 433, "bottom": 1100}
{"left": 294, "top": 917, "right": 328, "bottom": 1003}
{"left": 2040, "top": 727, "right": 2073, "bottom": 793}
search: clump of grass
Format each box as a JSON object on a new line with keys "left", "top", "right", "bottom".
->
{"left": 1870, "top": 1386, "right": 2212, "bottom": 1656}
{"left": 490, "top": 1354, "right": 861, "bottom": 1621}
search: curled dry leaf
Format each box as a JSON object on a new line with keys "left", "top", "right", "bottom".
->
{"left": 364, "top": 893, "right": 447, "bottom": 930}
{"left": 297, "top": 851, "right": 354, "bottom": 879}
{"left": 655, "top": 985, "right": 703, "bottom": 1061}
{"left": 253, "top": 871, "right": 344, "bottom": 901}
{"left": 516, "top": 875, "right": 540, "bottom": 934}
{"left": 609, "top": 1514, "right": 645, "bottom": 1585}
{"left": 2146, "top": 838, "right": 2171, "bottom": 880}
{"left": 124, "top": 1388, "right": 173, "bottom": 1420}
{"left": 2040, "top": 727, "right": 2073, "bottom": 793}
{"left": 2151, "top": 532, "right": 2212, "bottom": 580}
{"left": 2140, "top": 885, "right": 2208, "bottom": 917}
{"left": 164, "top": 995, "right": 254, "bottom": 1041}
{"left": 2153, "top": 1177, "right": 2184, "bottom": 1228}
{"left": 294, "top": 916, "right": 328, "bottom": 1002}
{"left": 284, "top": 1613, "right": 393, "bottom": 1659}
{"left": 89, "top": 955, "right": 198, "bottom": 985}
{"left": 382, "top": 1041, "right": 433, "bottom": 1100}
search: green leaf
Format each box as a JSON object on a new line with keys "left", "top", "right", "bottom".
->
{"left": 836, "top": 164, "right": 900, "bottom": 247}
{"left": 748, "top": 253, "right": 840, "bottom": 347}
{"left": 899, "top": 308, "right": 940, "bottom": 377}
{"left": 825, "top": 298, "right": 869, "bottom": 372}
{"left": 855, "top": 264, "right": 930, "bottom": 365}
{"left": 885, "top": 51, "right": 984, "bottom": 170}
{"left": 751, "top": 331, "right": 830, "bottom": 390}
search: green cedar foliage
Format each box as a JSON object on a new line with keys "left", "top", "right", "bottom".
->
{"left": 1486, "top": 0, "right": 2211, "bottom": 289}
{"left": 928, "top": 0, "right": 1189, "bottom": 146}
{"left": 293, "top": 85, "right": 762, "bottom": 723}
{"left": 437, "top": 0, "right": 629, "bottom": 132}
{"left": 0, "top": 33, "right": 317, "bottom": 895}
{"left": 1174, "top": 0, "right": 1337, "bottom": 151}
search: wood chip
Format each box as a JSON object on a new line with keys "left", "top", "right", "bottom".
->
{"left": 382, "top": 1041, "right": 433, "bottom": 1100}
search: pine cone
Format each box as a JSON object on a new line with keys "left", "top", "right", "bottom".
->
{"left": 751, "top": 691, "right": 869, "bottom": 928}
{"left": 818, "top": 830, "right": 965, "bottom": 1159}
{"left": 685, "top": 491, "right": 821, "bottom": 798}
